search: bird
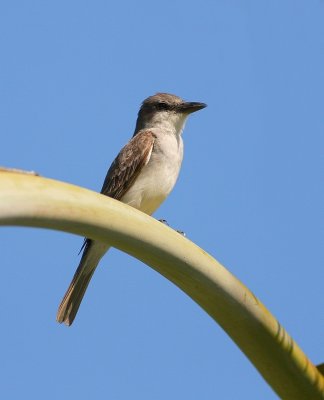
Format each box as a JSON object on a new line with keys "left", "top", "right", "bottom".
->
{"left": 56, "top": 92, "right": 206, "bottom": 326}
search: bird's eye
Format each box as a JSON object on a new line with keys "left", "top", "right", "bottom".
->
{"left": 156, "top": 102, "right": 169, "bottom": 110}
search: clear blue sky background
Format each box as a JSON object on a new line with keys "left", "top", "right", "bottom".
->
{"left": 0, "top": 1, "right": 323, "bottom": 399}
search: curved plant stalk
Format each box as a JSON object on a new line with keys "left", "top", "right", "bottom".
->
{"left": 0, "top": 170, "right": 323, "bottom": 399}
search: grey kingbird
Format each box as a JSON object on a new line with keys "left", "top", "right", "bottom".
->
{"left": 57, "top": 93, "right": 206, "bottom": 325}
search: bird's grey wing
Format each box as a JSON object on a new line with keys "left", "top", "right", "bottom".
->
{"left": 79, "top": 130, "right": 155, "bottom": 253}
{"left": 78, "top": 129, "right": 155, "bottom": 256}
{"left": 100, "top": 129, "right": 156, "bottom": 199}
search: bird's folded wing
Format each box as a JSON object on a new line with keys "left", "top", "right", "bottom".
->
{"left": 100, "top": 130, "right": 156, "bottom": 200}
{"left": 79, "top": 130, "right": 156, "bottom": 254}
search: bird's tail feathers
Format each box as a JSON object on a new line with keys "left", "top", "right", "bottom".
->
{"left": 56, "top": 241, "right": 109, "bottom": 326}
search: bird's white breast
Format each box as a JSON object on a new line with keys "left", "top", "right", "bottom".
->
{"left": 121, "top": 131, "right": 184, "bottom": 215}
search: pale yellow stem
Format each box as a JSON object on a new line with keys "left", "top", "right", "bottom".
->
{"left": 0, "top": 171, "right": 323, "bottom": 399}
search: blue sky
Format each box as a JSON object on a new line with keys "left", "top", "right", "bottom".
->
{"left": 0, "top": 1, "right": 323, "bottom": 399}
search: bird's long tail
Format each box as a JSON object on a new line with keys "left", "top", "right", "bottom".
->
{"left": 57, "top": 241, "right": 110, "bottom": 326}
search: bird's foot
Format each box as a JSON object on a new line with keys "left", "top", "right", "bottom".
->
{"left": 159, "top": 219, "right": 169, "bottom": 226}
{"left": 159, "top": 219, "right": 186, "bottom": 236}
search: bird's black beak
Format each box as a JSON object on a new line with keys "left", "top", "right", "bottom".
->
{"left": 179, "top": 101, "right": 207, "bottom": 114}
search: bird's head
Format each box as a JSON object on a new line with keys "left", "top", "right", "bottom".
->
{"left": 134, "top": 93, "right": 206, "bottom": 135}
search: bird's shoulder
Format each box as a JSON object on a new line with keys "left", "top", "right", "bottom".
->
{"left": 100, "top": 129, "right": 156, "bottom": 199}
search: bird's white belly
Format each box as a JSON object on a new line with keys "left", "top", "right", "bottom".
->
{"left": 121, "top": 134, "right": 183, "bottom": 215}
